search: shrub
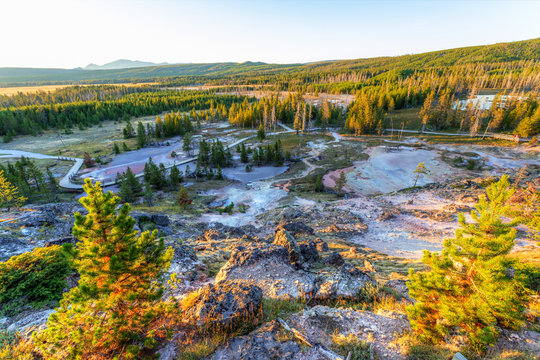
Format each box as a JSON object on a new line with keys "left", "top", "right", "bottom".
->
{"left": 0, "top": 245, "right": 71, "bottom": 316}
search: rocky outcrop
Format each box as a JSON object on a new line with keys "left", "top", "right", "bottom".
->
{"left": 216, "top": 232, "right": 375, "bottom": 301}
{"left": 323, "top": 252, "right": 344, "bottom": 267}
{"left": 315, "top": 265, "right": 375, "bottom": 300}
{"left": 184, "top": 281, "right": 262, "bottom": 329}
{"left": 208, "top": 320, "right": 342, "bottom": 360}
{"left": 289, "top": 306, "right": 410, "bottom": 360}
{"left": 384, "top": 279, "right": 413, "bottom": 302}
{"left": 273, "top": 229, "right": 303, "bottom": 266}
{"left": 298, "top": 239, "right": 319, "bottom": 263}
{"left": 275, "top": 222, "right": 314, "bottom": 236}
{"left": 215, "top": 243, "right": 317, "bottom": 299}
{"left": 313, "top": 238, "right": 329, "bottom": 252}
{"left": 1, "top": 308, "right": 53, "bottom": 336}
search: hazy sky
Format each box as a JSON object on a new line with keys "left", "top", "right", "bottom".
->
{"left": 2, "top": 0, "right": 539, "bottom": 68}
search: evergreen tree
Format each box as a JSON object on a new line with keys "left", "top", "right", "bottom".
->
{"left": 136, "top": 121, "right": 147, "bottom": 149}
{"left": 177, "top": 186, "right": 192, "bottom": 209}
{"left": 183, "top": 132, "right": 193, "bottom": 155}
{"left": 144, "top": 182, "right": 154, "bottom": 206}
{"left": 257, "top": 123, "right": 266, "bottom": 141}
{"left": 240, "top": 143, "right": 249, "bottom": 163}
{"left": 407, "top": 176, "right": 529, "bottom": 352}
{"left": 216, "top": 164, "right": 224, "bottom": 180}
{"left": 46, "top": 168, "right": 58, "bottom": 202}
{"left": 335, "top": 171, "right": 347, "bottom": 195}
{"left": 113, "top": 143, "right": 120, "bottom": 155}
{"left": 169, "top": 165, "right": 181, "bottom": 188}
{"left": 117, "top": 167, "right": 142, "bottom": 203}
{"left": 31, "top": 180, "right": 175, "bottom": 359}
{"left": 0, "top": 170, "right": 26, "bottom": 211}
{"left": 122, "top": 142, "right": 130, "bottom": 152}
{"left": 123, "top": 119, "right": 135, "bottom": 139}
{"left": 315, "top": 174, "right": 324, "bottom": 192}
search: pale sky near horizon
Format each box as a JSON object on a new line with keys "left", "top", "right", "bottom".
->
{"left": 2, "top": 0, "right": 539, "bottom": 69}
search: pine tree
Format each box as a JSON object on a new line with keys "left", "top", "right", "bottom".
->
{"left": 169, "top": 165, "right": 181, "bottom": 188}
{"left": 335, "top": 171, "right": 347, "bottom": 195}
{"left": 122, "top": 142, "right": 130, "bottom": 152}
{"left": 117, "top": 167, "right": 142, "bottom": 203}
{"left": 177, "top": 185, "right": 192, "bottom": 209}
{"left": 216, "top": 164, "right": 224, "bottom": 180}
{"left": 257, "top": 123, "right": 266, "bottom": 141}
{"left": 123, "top": 119, "right": 135, "bottom": 139}
{"left": 183, "top": 132, "right": 193, "bottom": 155}
{"left": 0, "top": 170, "right": 26, "bottom": 211}
{"left": 136, "top": 121, "right": 147, "bottom": 149}
{"left": 144, "top": 181, "right": 154, "bottom": 206}
{"left": 31, "top": 179, "right": 175, "bottom": 359}
{"left": 315, "top": 174, "right": 324, "bottom": 192}
{"left": 240, "top": 143, "right": 249, "bottom": 163}
{"left": 407, "top": 176, "right": 529, "bottom": 352}
{"left": 413, "top": 162, "right": 429, "bottom": 187}
{"left": 113, "top": 143, "right": 121, "bottom": 155}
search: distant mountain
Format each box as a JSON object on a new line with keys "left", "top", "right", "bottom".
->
{"left": 83, "top": 59, "right": 168, "bottom": 70}
{"left": 0, "top": 38, "right": 538, "bottom": 84}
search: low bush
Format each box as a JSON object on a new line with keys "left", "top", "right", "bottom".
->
{"left": 0, "top": 245, "right": 71, "bottom": 316}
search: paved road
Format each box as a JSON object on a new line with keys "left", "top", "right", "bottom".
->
{"left": 0, "top": 122, "right": 300, "bottom": 190}
{"left": 0, "top": 149, "right": 84, "bottom": 190}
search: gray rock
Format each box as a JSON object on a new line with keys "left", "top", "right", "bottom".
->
{"left": 313, "top": 238, "right": 329, "bottom": 252}
{"left": 215, "top": 243, "right": 317, "bottom": 300}
{"left": 315, "top": 265, "right": 375, "bottom": 300}
{"left": 151, "top": 213, "right": 170, "bottom": 227}
{"left": 184, "top": 281, "right": 262, "bottom": 329}
{"left": 208, "top": 320, "right": 342, "bottom": 360}
{"left": 5, "top": 309, "right": 54, "bottom": 336}
{"left": 45, "top": 236, "right": 77, "bottom": 247}
{"left": 289, "top": 306, "right": 410, "bottom": 360}
{"left": 384, "top": 279, "right": 413, "bottom": 302}
{"left": 273, "top": 229, "right": 304, "bottom": 266}
{"left": 275, "top": 222, "right": 315, "bottom": 236}
{"left": 298, "top": 240, "right": 319, "bottom": 263}
{"left": 323, "top": 252, "right": 344, "bottom": 267}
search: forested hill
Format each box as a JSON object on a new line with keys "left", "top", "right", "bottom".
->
{"left": 1, "top": 38, "right": 539, "bottom": 84}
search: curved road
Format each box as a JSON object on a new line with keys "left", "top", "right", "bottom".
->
{"left": 0, "top": 122, "right": 298, "bottom": 190}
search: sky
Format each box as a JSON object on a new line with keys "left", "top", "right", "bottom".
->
{"left": 2, "top": 0, "right": 539, "bottom": 69}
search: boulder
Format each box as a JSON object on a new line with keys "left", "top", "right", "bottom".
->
{"left": 313, "top": 238, "right": 329, "bottom": 252}
{"left": 275, "top": 222, "right": 314, "bottom": 236}
{"left": 298, "top": 240, "right": 319, "bottom": 263}
{"left": 183, "top": 281, "right": 262, "bottom": 329}
{"left": 151, "top": 213, "right": 170, "bottom": 227}
{"left": 0, "top": 236, "right": 31, "bottom": 261}
{"left": 169, "top": 244, "right": 206, "bottom": 276}
{"left": 215, "top": 243, "right": 317, "bottom": 300}
{"left": 18, "top": 211, "right": 58, "bottom": 228}
{"left": 323, "top": 252, "right": 344, "bottom": 267}
{"left": 273, "top": 229, "right": 303, "bottom": 266}
{"left": 315, "top": 265, "right": 375, "bottom": 300}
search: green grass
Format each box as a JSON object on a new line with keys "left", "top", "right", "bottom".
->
{"left": 331, "top": 334, "right": 374, "bottom": 360}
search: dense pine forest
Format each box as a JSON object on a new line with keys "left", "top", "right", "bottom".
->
{"left": 1, "top": 38, "right": 539, "bottom": 139}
